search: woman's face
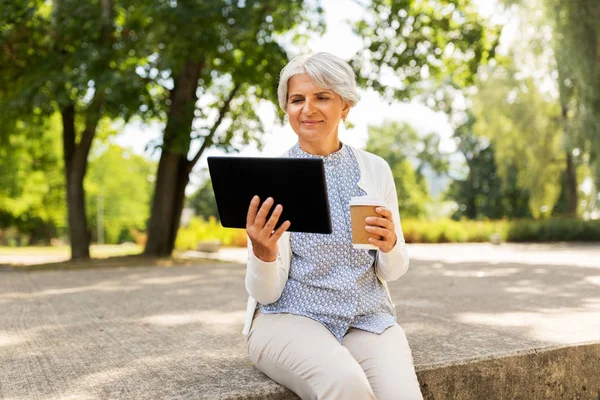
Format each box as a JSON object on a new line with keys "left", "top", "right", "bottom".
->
{"left": 286, "top": 73, "right": 350, "bottom": 153}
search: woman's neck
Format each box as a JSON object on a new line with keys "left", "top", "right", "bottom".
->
{"left": 298, "top": 139, "right": 342, "bottom": 157}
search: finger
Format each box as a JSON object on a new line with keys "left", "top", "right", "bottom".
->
{"left": 365, "top": 216, "right": 394, "bottom": 230}
{"left": 254, "top": 197, "right": 274, "bottom": 227}
{"left": 264, "top": 204, "right": 283, "bottom": 232}
{"left": 246, "top": 195, "right": 260, "bottom": 227}
{"left": 368, "top": 237, "right": 391, "bottom": 251}
{"left": 365, "top": 225, "right": 392, "bottom": 240}
{"left": 270, "top": 220, "right": 291, "bottom": 242}
{"left": 375, "top": 207, "right": 393, "bottom": 221}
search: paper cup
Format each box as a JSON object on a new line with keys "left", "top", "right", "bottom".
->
{"left": 349, "top": 196, "right": 386, "bottom": 250}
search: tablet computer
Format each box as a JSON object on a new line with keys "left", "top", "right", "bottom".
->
{"left": 207, "top": 156, "right": 332, "bottom": 234}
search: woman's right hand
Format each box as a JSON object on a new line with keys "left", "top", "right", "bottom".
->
{"left": 246, "top": 195, "right": 291, "bottom": 262}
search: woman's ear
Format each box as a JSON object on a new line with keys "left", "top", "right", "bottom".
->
{"left": 342, "top": 101, "right": 351, "bottom": 120}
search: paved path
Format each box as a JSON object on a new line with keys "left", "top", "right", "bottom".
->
{"left": 1, "top": 243, "right": 599, "bottom": 399}
{"left": 0, "top": 254, "right": 70, "bottom": 266}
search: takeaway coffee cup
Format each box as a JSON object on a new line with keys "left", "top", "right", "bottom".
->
{"left": 349, "top": 196, "right": 386, "bottom": 249}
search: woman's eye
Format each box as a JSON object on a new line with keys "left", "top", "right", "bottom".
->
{"left": 318, "top": 97, "right": 329, "bottom": 101}
{"left": 290, "top": 99, "right": 302, "bottom": 103}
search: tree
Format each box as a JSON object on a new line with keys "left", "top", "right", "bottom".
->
{"left": 498, "top": 0, "right": 600, "bottom": 215}
{"left": 350, "top": 0, "right": 502, "bottom": 219}
{"left": 446, "top": 114, "right": 531, "bottom": 220}
{"left": 118, "top": 0, "right": 324, "bottom": 256}
{"left": 351, "top": 0, "right": 500, "bottom": 103}
{"left": 0, "top": 1, "right": 150, "bottom": 258}
{"left": 472, "top": 63, "right": 565, "bottom": 218}
{"left": 365, "top": 121, "right": 449, "bottom": 217}
{"left": 550, "top": 0, "right": 600, "bottom": 215}
{"left": 85, "top": 142, "right": 156, "bottom": 244}
{"left": 187, "top": 177, "right": 219, "bottom": 222}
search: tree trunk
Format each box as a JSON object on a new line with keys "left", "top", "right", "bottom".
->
{"left": 561, "top": 104, "right": 578, "bottom": 217}
{"left": 54, "top": 0, "right": 90, "bottom": 259}
{"left": 144, "top": 152, "right": 190, "bottom": 256}
{"left": 66, "top": 169, "right": 91, "bottom": 259}
{"left": 61, "top": 105, "right": 91, "bottom": 259}
{"left": 565, "top": 149, "right": 578, "bottom": 216}
{"left": 54, "top": 0, "right": 112, "bottom": 260}
{"left": 144, "top": 59, "right": 203, "bottom": 257}
{"left": 463, "top": 155, "right": 477, "bottom": 219}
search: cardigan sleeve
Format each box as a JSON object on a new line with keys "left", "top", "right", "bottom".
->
{"left": 245, "top": 237, "right": 289, "bottom": 305}
{"left": 375, "top": 161, "right": 410, "bottom": 282}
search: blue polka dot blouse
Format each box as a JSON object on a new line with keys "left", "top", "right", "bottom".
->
{"left": 259, "top": 142, "right": 396, "bottom": 342}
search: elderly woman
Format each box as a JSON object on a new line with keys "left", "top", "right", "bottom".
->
{"left": 243, "top": 52, "right": 423, "bottom": 400}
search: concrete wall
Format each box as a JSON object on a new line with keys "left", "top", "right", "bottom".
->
{"left": 418, "top": 343, "right": 600, "bottom": 400}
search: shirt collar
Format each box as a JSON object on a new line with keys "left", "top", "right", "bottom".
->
{"left": 290, "top": 142, "right": 346, "bottom": 166}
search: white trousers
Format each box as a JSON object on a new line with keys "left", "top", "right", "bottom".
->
{"left": 247, "top": 310, "right": 423, "bottom": 400}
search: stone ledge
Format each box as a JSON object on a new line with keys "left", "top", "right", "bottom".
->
{"left": 418, "top": 342, "right": 600, "bottom": 400}
{"left": 236, "top": 342, "right": 600, "bottom": 400}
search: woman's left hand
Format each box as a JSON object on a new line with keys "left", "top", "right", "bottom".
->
{"left": 365, "top": 207, "right": 397, "bottom": 253}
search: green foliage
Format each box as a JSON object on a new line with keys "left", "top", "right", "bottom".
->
{"left": 507, "top": 218, "right": 600, "bottom": 242}
{"left": 175, "top": 216, "right": 247, "bottom": 250}
{"left": 544, "top": 0, "right": 600, "bottom": 185}
{"left": 402, "top": 217, "right": 600, "bottom": 243}
{"left": 85, "top": 142, "right": 156, "bottom": 244}
{"left": 350, "top": 0, "right": 510, "bottom": 221}
{"left": 366, "top": 120, "right": 449, "bottom": 217}
{"left": 0, "top": 0, "right": 149, "bottom": 122}
{"left": 472, "top": 64, "right": 564, "bottom": 218}
{"left": 447, "top": 115, "right": 532, "bottom": 220}
{"left": 403, "top": 218, "right": 508, "bottom": 243}
{"left": 121, "top": 0, "right": 324, "bottom": 155}
{"left": 554, "top": 1, "right": 600, "bottom": 188}
{"left": 496, "top": 0, "right": 600, "bottom": 205}
{"left": 0, "top": 114, "right": 66, "bottom": 242}
{"left": 187, "top": 177, "right": 219, "bottom": 221}
{"left": 351, "top": 0, "right": 501, "bottom": 102}
{"left": 176, "top": 216, "right": 600, "bottom": 246}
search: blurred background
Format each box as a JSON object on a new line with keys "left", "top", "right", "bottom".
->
{"left": 0, "top": 0, "right": 598, "bottom": 261}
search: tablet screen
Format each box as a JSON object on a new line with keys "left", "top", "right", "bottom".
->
{"left": 207, "top": 156, "right": 332, "bottom": 234}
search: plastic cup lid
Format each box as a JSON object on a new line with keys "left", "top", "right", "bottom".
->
{"left": 349, "top": 196, "right": 386, "bottom": 206}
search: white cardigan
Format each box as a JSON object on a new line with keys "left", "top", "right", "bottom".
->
{"left": 242, "top": 145, "right": 409, "bottom": 335}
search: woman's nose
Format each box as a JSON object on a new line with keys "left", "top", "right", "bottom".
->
{"left": 302, "top": 100, "right": 316, "bottom": 114}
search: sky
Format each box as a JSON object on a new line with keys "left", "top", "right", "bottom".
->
{"left": 115, "top": 0, "right": 510, "bottom": 192}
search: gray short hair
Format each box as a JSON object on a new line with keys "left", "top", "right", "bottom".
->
{"left": 277, "top": 52, "right": 359, "bottom": 112}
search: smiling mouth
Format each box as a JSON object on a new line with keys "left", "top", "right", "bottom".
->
{"left": 302, "top": 121, "right": 323, "bottom": 125}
